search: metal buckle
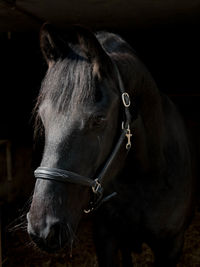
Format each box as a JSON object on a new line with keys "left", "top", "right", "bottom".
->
{"left": 92, "top": 178, "right": 102, "bottom": 194}
{"left": 122, "top": 123, "right": 132, "bottom": 150}
{"left": 84, "top": 179, "right": 103, "bottom": 214}
{"left": 84, "top": 206, "right": 94, "bottom": 214}
{"left": 84, "top": 191, "right": 117, "bottom": 214}
{"left": 122, "top": 92, "right": 131, "bottom": 107}
{"left": 125, "top": 125, "right": 132, "bottom": 150}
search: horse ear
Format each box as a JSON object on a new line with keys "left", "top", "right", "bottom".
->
{"left": 40, "top": 23, "right": 68, "bottom": 65}
{"left": 72, "top": 26, "right": 113, "bottom": 75}
{"left": 40, "top": 24, "right": 112, "bottom": 74}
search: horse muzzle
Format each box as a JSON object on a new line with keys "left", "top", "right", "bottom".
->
{"left": 27, "top": 212, "right": 70, "bottom": 253}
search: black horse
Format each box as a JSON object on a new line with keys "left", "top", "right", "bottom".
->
{"left": 27, "top": 24, "right": 196, "bottom": 266}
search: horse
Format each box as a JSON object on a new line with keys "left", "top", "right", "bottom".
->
{"left": 27, "top": 24, "right": 196, "bottom": 266}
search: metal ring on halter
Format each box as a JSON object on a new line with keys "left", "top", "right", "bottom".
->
{"left": 122, "top": 92, "right": 131, "bottom": 107}
{"left": 92, "top": 178, "right": 103, "bottom": 194}
{"left": 121, "top": 121, "right": 126, "bottom": 130}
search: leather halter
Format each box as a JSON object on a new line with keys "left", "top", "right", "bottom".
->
{"left": 34, "top": 62, "right": 132, "bottom": 213}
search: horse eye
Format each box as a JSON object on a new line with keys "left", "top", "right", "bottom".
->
{"left": 90, "top": 115, "right": 106, "bottom": 128}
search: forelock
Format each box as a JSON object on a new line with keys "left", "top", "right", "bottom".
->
{"left": 38, "top": 54, "right": 96, "bottom": 114}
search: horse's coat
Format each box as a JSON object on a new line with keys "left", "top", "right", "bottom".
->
{"left": 27, "top": 24, "right": 196, "bottom": 266}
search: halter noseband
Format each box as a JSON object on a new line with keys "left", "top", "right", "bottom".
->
{"left": 34, "top": 62, "right": 132, "bottom": 213}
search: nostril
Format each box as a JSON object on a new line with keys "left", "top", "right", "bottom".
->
{"left": 46, "top": 223, "right": 61, "bottom": 248}
{"left": 29, "top": 232, "right": 47, "bottom": 251}
{"left": 49, "top": 223, "right": 60, "bottom": 238}
{"left": 30, "top": 233, "right": 41, "bottom": 244}
{"left": 27, "top": 220, "right": 67, "bottom": 252}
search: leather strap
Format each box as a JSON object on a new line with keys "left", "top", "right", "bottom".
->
{"left": 34, "top": 167, "right": 96, "bottom": 187}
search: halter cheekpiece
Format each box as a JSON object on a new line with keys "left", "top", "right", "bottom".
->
{"left": 34, "top": 61, "right": 132, "bottom": 213}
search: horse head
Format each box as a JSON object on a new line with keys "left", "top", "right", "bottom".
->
{"left": 27, "top": 24, "right": 121, "bottom": 253}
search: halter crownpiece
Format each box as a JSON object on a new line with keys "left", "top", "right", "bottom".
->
{"left": 34, "top": 62, "right": 132, "bottom": 213}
